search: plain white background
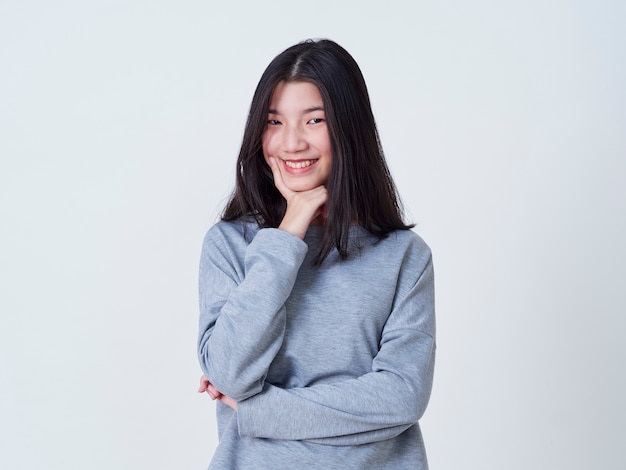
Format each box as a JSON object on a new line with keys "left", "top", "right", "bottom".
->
{"left": 1, "top": 1, "right": 624, "bottom": 468}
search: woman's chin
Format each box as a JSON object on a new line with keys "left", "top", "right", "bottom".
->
{"left": 283, "top": 179, "right": 324, "bottom": 193}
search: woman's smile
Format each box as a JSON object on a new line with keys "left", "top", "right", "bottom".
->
{"left": 282, "top": 158, "right": 319, "bottom": 172}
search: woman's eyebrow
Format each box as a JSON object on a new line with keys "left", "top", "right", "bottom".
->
{"left": 267, "top": 105, "right": 325, "bottom": 115}
{"left": 303, "top": 105, "right": 325, "bottom": 113}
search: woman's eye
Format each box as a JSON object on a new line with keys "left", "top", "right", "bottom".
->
{"left": 268, "top": 119, "right": 281, "bottom": 125}
{"left": 308, "top": 118, "right": 324, "bottom": 124}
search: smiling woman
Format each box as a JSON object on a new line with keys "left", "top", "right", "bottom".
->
{"left": 261, "top": 81, "right": 333, "bottom": 235}
{"left": 197, "top": 39, "right": 436, "bottom": 469}
{"left": 263, "top": 81, "right": 332, "bottom": 194}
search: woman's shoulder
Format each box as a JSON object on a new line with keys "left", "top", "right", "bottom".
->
{"left": 376, "top": 229, "right": 433, "bottom": 272}
{"left": 378, "top": 228, "right": 431, "bottom": 255}
{"left": 346, "top": 227, "right": 432, "bottom": 271}
{"left": 401, "top": 229, "right": 431, "bottom": 254}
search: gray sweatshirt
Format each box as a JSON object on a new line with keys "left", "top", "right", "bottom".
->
{"left": 198, "top": 220, "right": 435, "bottom": 469}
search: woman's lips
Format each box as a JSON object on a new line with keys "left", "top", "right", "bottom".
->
{"left": 282, "top": 159, "right": 318, "bottom": 173}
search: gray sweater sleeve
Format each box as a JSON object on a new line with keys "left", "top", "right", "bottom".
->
{"left": 197, "top": 226, "right": 308, "bottom": 401}
{"left": 236, "top": 253, "right": 436, "bottom": 445}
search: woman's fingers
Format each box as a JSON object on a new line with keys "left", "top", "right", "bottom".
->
{"left": 278, "top": 185, "right": 328, "bottom": 239}
{"left": 198, "top": 375, "right": 223, "bottom": 400}
{"left": 206, "top": 384, "right": 222, "bottom": 400}
{"left": 267, "top": 156, "right": 328, "bottom": 239}
{"left": 198, "top": 375, "right": 210, "bottom": 393}
{"left": 268, "top": 157, "right": 293, "bottom": 200}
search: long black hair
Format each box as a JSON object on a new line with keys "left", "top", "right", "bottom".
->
{"left": 222, "top": 39, "right": 413, "bottom": 264}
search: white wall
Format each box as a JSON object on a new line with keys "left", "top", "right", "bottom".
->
{"left": 1, "top": 1, "right": 624, "bottom": 468}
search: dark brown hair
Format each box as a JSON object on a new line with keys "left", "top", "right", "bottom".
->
{"left": 222, "top": 39, "right": 413, "bottom": 264}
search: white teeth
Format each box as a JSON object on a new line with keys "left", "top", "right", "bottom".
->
{"left": 284, "top": 159, "right": 317, "bottom": 169}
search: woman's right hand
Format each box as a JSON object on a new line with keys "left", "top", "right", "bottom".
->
{"left": 198, "top": 375, "right": 237, "bottom": 410}
{"left": 268, "top": 157, "right": 328, "bottom": 240}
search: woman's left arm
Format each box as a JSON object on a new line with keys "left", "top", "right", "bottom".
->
{"left": 236, "top": 254, "right": 436, "bottom": 445}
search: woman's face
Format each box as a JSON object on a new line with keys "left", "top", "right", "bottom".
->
{"left": 262, "top": 81, "right": 332, "bottom": 193}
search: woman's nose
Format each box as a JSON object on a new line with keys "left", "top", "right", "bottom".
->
{"left": 282, "top": 126, "right": 307, "bottom": 153}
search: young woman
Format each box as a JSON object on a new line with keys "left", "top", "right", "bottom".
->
{"left": 197, "top": 39, "right": 435, "bottom": 469}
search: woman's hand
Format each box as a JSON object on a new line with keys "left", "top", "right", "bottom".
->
{"left": 198, "top": 375, "right": 219, "bottom": 398}
{"left": 198, "top": 375, "right": 237, "bottom": 410}
{"left": 268, "top": 157, "right": 327, "bottom": 240}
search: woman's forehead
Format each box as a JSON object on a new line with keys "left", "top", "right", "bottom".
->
{"left": 268, "top": 81, "right": 325, "bottom": 114}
